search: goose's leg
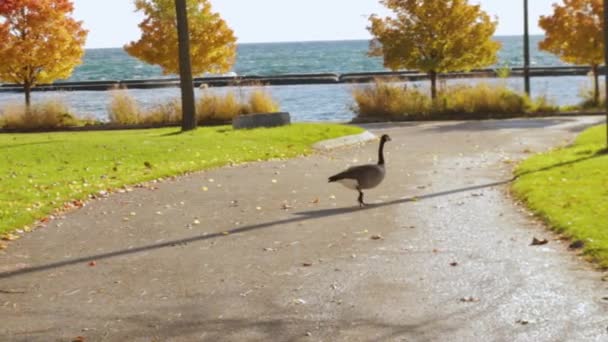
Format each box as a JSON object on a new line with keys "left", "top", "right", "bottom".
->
{"left": 357, "top": 189, "right": 366, "bottom": 207}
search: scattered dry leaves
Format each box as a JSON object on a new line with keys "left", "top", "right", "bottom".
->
{"left": 530, "top": 237, "right": 549, "bottom": 246}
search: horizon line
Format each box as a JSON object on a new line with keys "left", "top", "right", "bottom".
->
{"left": 86, "top": 34, "right": 545, "bottom": 50}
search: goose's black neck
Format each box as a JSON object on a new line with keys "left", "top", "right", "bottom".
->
{"left": 378, "top": 139, "right": 387, "bottom": 165}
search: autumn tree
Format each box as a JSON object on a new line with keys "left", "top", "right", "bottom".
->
{"left": 539, "top": 0, "right": 604, "bottom": 105}
{"left": 369, "top": 0, "right": 501, "bottom": 99}
{"left": 0, "top": 0, "right": 87, "bottom": 107}
{"left": 125, "top": 0, "right": 237, "bottom": 76}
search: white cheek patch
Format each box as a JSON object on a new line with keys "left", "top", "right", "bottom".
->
{"left": 338, "top": 179, "right": 359, "bottom": 190}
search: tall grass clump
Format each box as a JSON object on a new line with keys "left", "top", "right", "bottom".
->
{"left": 248, "top": 89, "right": 280, "bottom": 113}
{"left": 197, "top": 88, "right": 280, "bottom": 123}
{"left": 352, "top": 80, "right": 431, "bottom": 119}
{"left": 436, "top": 83, "right": 528, "bottom": 117}
{"left": 0, "top": 99, "right": 82, "bottom": 130}
{"left": 108, "top": 87, "right": 141, "bottom": 124}
{"left": 196, "top": 92, "right": 246, "bottom": 122}
{"left": 352, "top": 79, "right": 559, "bottom": 120}
{"left": 578, "top": 80, "right": 606, "bottom": 110}
{"left": 145, "top": 99, "right": 181, "bottom": 124}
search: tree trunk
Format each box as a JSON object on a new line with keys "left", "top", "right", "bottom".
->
{"left": 175, "top": 0, "right": 197, "bottom": 132}
{"left": 430, "top": 71, "right": 438, "bottom": 100}
{"left": 592, "top": 64, "right": 600, "bottom": 106}
{"left": 24, "top": 82, "right": 32, "bottom": 108}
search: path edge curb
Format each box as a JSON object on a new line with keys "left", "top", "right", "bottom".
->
{"left": 313, "top": 131, "right": 377, "bottom": 151}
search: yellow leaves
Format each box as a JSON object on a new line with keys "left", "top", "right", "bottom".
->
{"left": 369, "top": 0, "right": 500, "bottom": 74}
{"left": 0, "top": 0, "right": 87, "bottom": 88}
{"left": 538, "top": 0, "right": 604, "bottom": 66}
{"left": 125, "top": 0, "right": 236, "bottom": 76}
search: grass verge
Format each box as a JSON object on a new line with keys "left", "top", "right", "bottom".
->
{"left": 512, "top": 124, "right": 608, "bottom": 267}
{"left": 0, "top": 123, "right": 363, "bottom": 237}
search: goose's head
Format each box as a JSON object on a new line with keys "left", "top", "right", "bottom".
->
{"left": 380, "top": 134, "right": 392, "bottom": 143}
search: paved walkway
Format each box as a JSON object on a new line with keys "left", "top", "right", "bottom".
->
{"left": 1, "top": 116, "right": 607, "bottom": 341}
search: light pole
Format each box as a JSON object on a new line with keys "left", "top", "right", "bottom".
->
{"left": 175, "top": 0, "right": 196, "bottom": 132}
{"left": 523, "top": 0, "right": 531, "bottom": 96}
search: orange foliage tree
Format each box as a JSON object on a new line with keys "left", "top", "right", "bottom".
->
{"left": 539, "top": 0, "right": 604, "bottom": 105}
{"left": 125, "top": 0, "right": 237, "bottom": 76}
{"left": 0, "top": 0, "right": 87, "bottom": 107}
{"left": 368, "top": 0, "right": 500, "bottom": 99}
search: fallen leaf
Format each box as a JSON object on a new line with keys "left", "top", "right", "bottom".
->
{"left": 1, "top": 234, "right": 20, "bottom": 242}
{"left": 450, "top": 262, "right": 459, "bottom": 267}
{"left": 460, "top": 296, "right": 479, "bottom": 303}
{"left": 370, "top": 234, "right": 384, "bottom": 240}
{"left": 302, "top": 262, "right": 313, "bottom": 267}
{"left": 281, "top": 203, "right": 293, "bottom": 210}
{"left": 88, "top": 261, "right": 97, "bottom": 267}
{"left": 293, "top": 298, "right": 307, "bottom": 305}
{"left": 311, "top": 198, "right": 320, "bottom": 204}
{"left": 516, "top": 319, "right": 529, "bottom": 325}
{"left": 271, "top": 179, "right": 278, "bottom": 184}
{"left": 201, "top": 186, "right": 209, "bottom": 192}
{"left": 569, "top": 240, "right": 585, "bottom": 250}
{"left": 530, "top": 237, "right": 549, "bottom": 246}
{"left": 0, "top": 284, "right": 27, "bottom": 294}
{"left": 256, "top": 206, "right": 262, "bottom": 211}
{"left": 144, "top": 161, "right": 152, "bottom": 169}
{"left": 0, "top": 242, "right": 7, "bottom": 250}
{"left": 72, "top": 337, "right": 86, "bottom": 342}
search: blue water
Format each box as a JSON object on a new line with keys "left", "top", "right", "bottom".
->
{"left": 0, "top": 36, "right": 595, "bottom": 122}
{"left": 67, "top": 36, "right": 563, "bottom": 81}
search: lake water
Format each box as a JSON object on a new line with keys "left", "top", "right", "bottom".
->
{"left": 0, "top": 36, "right": 597, "bottom": 122}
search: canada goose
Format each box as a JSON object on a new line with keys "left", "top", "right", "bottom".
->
{"left": 328, "top": 134, "right": 391, "bottom": 207}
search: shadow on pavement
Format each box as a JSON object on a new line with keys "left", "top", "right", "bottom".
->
{"left": 425, "top": 118, "right": 573, "bottom": 133}
{"left": 0, "top": 180, "right": 513, "bottom": 280}
{"left": 1, "top": 146, "right": 602, "bottom": 280}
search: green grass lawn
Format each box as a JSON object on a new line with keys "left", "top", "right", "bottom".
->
{"left": 512, "top": 124, "right": 608, "bottom": 267}
{"left": 0, "top": 123, "right": 363, "bottom": 236}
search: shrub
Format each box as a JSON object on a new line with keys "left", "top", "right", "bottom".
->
{"left": 104, "top": 86, "right": 281, "bottom": 126}
{"left": 108, "top": 88, "right": 141, "bottom": 124}
{"left": 352, "top": 79, "right": 559, "bottom": 120}
{"left": 436, "top": 83, "right": 528, "bottom": 117}
{"left": 352, "top": 80, "right": 431, "bottom": 119}
{"left": 196, "top": 88, "right": 280, "bottom": 123}
{"left": 0, "top": 99, "right": 83, "bottom": 130}
{"left": 145, "top": 99, "right": 181, "bottom": 124}
{"left": 248, "top": 89, "right": 280, "bottom": 113}
{"left": 528, "top": 94, "right": 561, "bottom": 113}
{"left": 196, "top": 92, "right": 246, "bottom": 122}
{"left": 578, "top": 80, "right": 606, "bottom": 110}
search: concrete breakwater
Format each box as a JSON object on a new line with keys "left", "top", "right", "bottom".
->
{"left": 0, "top": 66, "right": 601, "bottom": 93}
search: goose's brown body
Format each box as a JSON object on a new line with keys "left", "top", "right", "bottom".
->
{"left": 328, "top": 134, "right": 391, "bottom": 206}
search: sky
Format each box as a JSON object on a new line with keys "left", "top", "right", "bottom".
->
{"left": 73, "top": 0, "right": 559, "bottom": 49}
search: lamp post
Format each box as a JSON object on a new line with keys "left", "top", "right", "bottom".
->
{"left": 523, "top": 0, "right": 531, "bottom": 96}
{"left": 175, "top": 0, "right": 196, "bottom": 132}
